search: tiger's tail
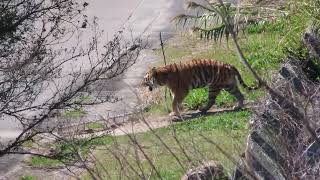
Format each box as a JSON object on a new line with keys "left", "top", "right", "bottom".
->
{"left": 233, "top": 67, "right": 260, "bottom": 91}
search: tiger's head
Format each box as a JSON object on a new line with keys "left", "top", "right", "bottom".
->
{"left": 142, "top": 67, "right": 160, "bottom": 91}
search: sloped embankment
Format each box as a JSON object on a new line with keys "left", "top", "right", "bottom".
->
{"left": 234, "top": 31, "right": 320, "bottom": 180}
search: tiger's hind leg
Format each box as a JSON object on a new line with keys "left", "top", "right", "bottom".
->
{"left": 226, "top": 84, "right": 244, "bottom": 110}
{"left": 199, "top": 86, "right": 222, "bottom": 113}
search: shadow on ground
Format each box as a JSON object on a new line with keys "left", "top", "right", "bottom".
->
{"left": 173, "top": 106, "right": 253, "bottom": 122}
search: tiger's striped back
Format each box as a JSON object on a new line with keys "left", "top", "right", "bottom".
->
{"left": 184, "top": 59, "right": 234, "bottom": 89}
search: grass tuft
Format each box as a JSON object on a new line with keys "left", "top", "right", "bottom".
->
{"left": 86, "top": 122, "right": 104, "bottom": 130}
{"left": 28, "top": 136, "right": 114, "bottom": 168}
{"left": 61, "top": 109, "right": 87, "bottom": 118}
{"left": 28, "top": 157, "right": 63, "bottom": 168}
{"left": 20, "top": 175, "right": 36, "bottom": 180}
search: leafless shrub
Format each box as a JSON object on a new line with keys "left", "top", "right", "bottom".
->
{"left": 0, "top": 0, "right": 142, "bottom": 160}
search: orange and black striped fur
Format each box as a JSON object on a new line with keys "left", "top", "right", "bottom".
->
{"left": 142, "top": 59, "right": 258, "bottom": 116}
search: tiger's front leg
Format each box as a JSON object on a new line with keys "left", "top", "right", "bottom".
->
{"left": 169, "top": 90, "right": 188, "bottom": 117}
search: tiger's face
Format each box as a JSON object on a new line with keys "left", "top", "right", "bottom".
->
{"left": 142, "top": 67, "right": 159, "bottom": 91}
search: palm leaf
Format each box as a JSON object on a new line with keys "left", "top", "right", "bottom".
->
{"left": 174, "top": 0, "right": 284, "bottom": 42}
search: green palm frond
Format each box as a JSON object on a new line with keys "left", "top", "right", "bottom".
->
{"left": 174, "top": 0, "right": 283, "bottom": 41}
{"left": 193, "top": 24, "right": 228, "bottom": 41}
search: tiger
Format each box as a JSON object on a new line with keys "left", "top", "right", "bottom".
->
{"left": 142, "top": 59, "right": 259, "bottom": 117}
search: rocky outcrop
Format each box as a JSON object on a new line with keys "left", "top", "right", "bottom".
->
{"left": 233, "top": 31, "right": 320, "bottom": 180}
{"left": 181, "top": 161, "right": 229, "bottom": 180}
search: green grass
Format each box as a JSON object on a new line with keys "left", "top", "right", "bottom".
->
{"left": 22, "top": 140, "right": 33, "bottom": 148}
{"left": 28, "top": 136, "right": 114, "bottom": 168}
{"left": 61, "top": 108, "right": 87, "bottom": 118}
{"left": 77, "top": 95, "right": 93, "bottom": 103}
{"left": 144, "top": 102, "right": 171, "bottom": 116}
{"left": 86, "top": 122, "right": 104, "bottom": 130}
{"left": 184, "top": 88, "right": 208, "bottom": 110}
{"left": 173, "top": 110, "right": 250, "bottom": 131}
{"left": 29, "top": 110, "right": 250, "bottom": 179}
{"left": 153, "top": 36, "right": 197, "bottom": 64}
{"left": 20, "top": 175, "right": 36, "bottom": 180}
{"left": 155, "top": 45, "right": 192, "bottom": 61}
{"left": 28, "top": 156, "right": 63, "bottom": 168}
{"left": 81, "top": 110, "right": 250, "bottom": 179}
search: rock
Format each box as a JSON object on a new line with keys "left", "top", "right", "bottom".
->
{"left": 303, "top": 31, "right": 320, "bottom": 61}
{"left": 303, "top": 137, "right": 320, "bottom": 166}
{"left": 181, "top": 161, "right": 229, "bottom": 180}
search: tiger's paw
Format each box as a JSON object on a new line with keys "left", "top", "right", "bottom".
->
{"left": 233, "top": 105, "right": 243, "bottom": 111}
{"left": 169, "top": 112, "right": 183, "bottom": 121}
{"left": 172, "top": 115, "right": 183, "bottom": 122}
{"left": 199, "top": 107, "right": 209, "bottom": 113}
{"left": 169, "top": 112, "right": 178, "bottom": 116}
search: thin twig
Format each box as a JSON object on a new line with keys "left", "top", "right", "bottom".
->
{"left": 159, "top": 32, "right": 171, "bottom": 113}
